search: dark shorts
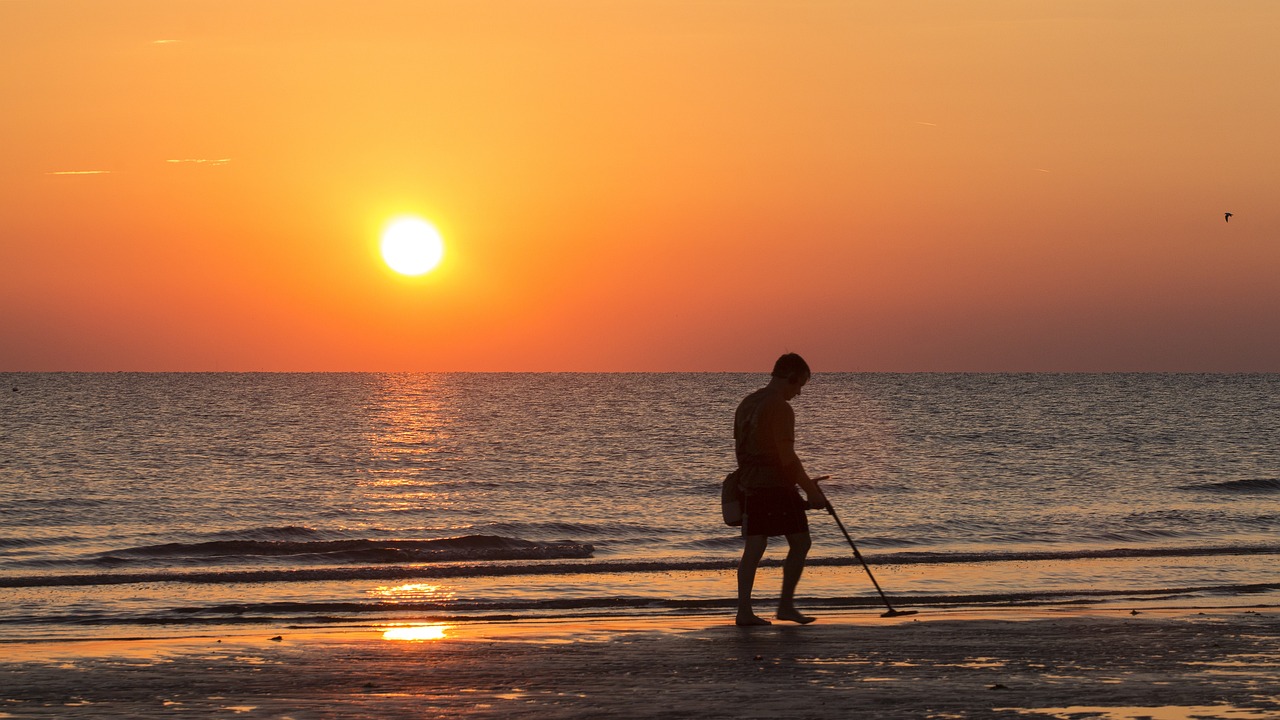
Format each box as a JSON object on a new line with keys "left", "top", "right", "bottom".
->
{"left": 742, "top": 486, "right": 809, "bottom": 537}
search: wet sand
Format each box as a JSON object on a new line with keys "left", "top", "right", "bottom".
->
{"left": 2, "top": 607, "right": 1277, "bottom": 719}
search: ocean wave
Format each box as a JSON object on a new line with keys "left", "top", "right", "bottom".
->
{"left": 857, "top": 544, "right": 1280, "bottom": 566}
{"left": 4, "top": 544, "right": 1275, "bottom": 589}
{"left": 0, "top": 536, "right": 83, "bottom": 550}
{"left": 1183, "top": 478, "right": 1280, "bottom": 493}
{"left": 3, "top": 582, "right": 1277, "bottom": 628}
{"left": 681, "top": 536, "right": 744, "bottom": 551}
{"left": 201, "top": 526, "right": 335, "bottom": 542}
{"left": 93, "top": 535, "right": 594, "bottom": 567}
{"left": 0, "top": 497, "right": 110, "bottom": 509}
{"left": 480, "top": 520, "right": 660, "bottom": 540}
{"left": 1089, "top": 528, "right": 1195, "bottom": 543}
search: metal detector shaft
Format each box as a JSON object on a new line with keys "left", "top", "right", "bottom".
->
{"left": 825, "top": 503, "right": 913, "bottom": 616}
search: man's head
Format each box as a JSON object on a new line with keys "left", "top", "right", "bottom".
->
{"left": 771, "top": 353, "right": 811, "bottom": 388}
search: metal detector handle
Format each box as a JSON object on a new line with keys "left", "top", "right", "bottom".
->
{"left": 827, "top": 501, "right": 897, "bottom": 609}
{"left": 825, "top": 497, "right": 918, "bottom": 617}
{"left": 825, "top": 503, "right": 865, "bottom": 560}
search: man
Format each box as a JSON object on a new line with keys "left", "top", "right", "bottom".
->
{"left": 733, "top": 353, "right": 828, "bottom": 626}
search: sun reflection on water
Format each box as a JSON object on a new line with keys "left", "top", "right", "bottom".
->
{"left": 381, "top": 624, "right": 452, "bottom": 642}
{"left": 366, "top": 374, "right": 452, "bottom": 482}
{"left": 368, "top": 582, "right": 456, "bottom": 602}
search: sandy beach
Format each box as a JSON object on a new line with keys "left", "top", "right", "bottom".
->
{"left": 2, "top": 606, "right": 1277, "bottom": 719}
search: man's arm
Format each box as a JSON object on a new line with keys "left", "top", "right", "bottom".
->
{"left": 774, "top": 401, "right": 827, "bottom": 508}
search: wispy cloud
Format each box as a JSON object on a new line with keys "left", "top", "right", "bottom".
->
{"left": 914, "top": 121, "right": 938, "bottom": 127}
{"left": 167, "top": 158, "right": 231, "bottom": 166}
{"left": 152, "top": 39, "right": 180, "bottom": 45}
{"left": 45, "top": 170, "right": 113, "bottom": 175}
{"left": 1035, "top": 168, "right": 1051, "bottom": 173}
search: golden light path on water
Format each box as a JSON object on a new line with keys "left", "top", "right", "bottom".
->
{"left": 373, "top": 582, "right": 456, "bottom": 641}
{"left": 369, "top": 582, "right": 456, "bottom": 603}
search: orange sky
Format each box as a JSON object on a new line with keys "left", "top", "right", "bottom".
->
{"left": 3, "top": 1, "right": 1278, "bottom": 371}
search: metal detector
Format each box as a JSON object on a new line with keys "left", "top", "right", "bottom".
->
{"left": 825, "top": 503, "right": 918, "bottom": 618}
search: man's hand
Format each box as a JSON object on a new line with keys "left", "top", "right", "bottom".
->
{"left": 806, "top": 476, "right": 830, "bottom": 510}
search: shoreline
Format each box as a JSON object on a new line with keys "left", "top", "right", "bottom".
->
{"left": 4, "top": 595, "right": 1277, "bottom": 650}
{"left": 3, "top": 606, "right": 1277, "bottom": 719}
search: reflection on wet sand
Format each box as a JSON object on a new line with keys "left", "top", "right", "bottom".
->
{"left": 381, "top": 624, "right": 452, "bottom": 642}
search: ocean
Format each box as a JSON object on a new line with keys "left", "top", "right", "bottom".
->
{"left": 2, "top": 373, "right": 1277, "bottom": 641}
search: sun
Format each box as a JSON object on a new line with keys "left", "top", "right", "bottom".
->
{"left": 380, "top": 217, "right": 445, "bottom": 276}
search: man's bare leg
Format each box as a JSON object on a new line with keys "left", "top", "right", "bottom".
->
{"left": 736, "top": 534, "right": 771, "bottom": 625}
{"left": 777, "top": 531, "right": 815, "bottom": 624}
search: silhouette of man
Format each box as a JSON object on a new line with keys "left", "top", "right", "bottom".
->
{"left": 733, "top": 353, "right": 828, "bottom": 626}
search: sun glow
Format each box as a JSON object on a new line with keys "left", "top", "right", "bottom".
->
{"left": 380, "top": 217, "right": 445, "bottom": 276}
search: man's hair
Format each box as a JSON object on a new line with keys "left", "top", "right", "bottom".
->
{"left": 771, "top": 353, "right": 811, "bottom": 383}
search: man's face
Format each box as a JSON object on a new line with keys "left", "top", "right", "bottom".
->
{"left": 783, "top": 374, "right": 809, "bottom": 401}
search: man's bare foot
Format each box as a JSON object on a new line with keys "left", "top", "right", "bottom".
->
{"left": 735, "top": 614, "right": 772, "bottom": 626}
{"left": 776, "top": 608, "right": 816, "bottom": 624}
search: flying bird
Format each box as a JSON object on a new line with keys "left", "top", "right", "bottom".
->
{"left": 1225, "top": 212, "right": 1233, "bottom": 222}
